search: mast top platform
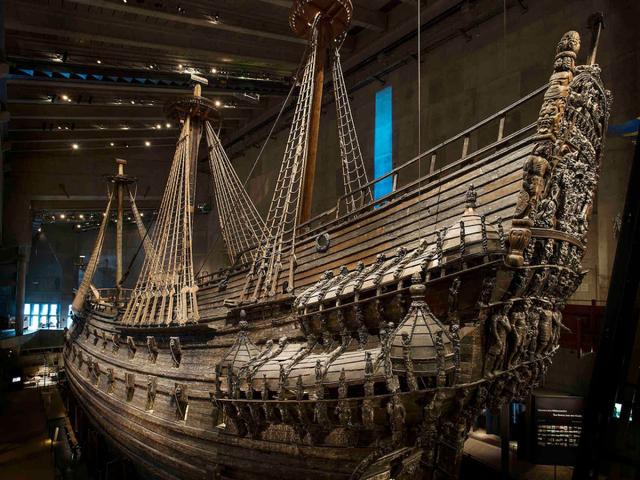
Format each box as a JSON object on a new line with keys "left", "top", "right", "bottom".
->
{"left": 108, "top": 157, "right": 136, "bottom": 184}
{"left": 289, "top": 0, "right": 353, "bottom": 41}
{"left": 165, "top": 85, "right": 220, "bottom": 122}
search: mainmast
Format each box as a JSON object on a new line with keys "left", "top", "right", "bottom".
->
{"left": 111, "top": 158, "right": 133, "bottom": 298}
{"left": 290, "top": 0, "right": 353, "bottom": 223}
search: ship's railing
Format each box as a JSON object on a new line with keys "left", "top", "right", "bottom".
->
{"left": 297, "top": 83, "right": 548, "bottom": 237}
{"left": 84, "top": 288, "right": 132, "bottom": 310}
{"left": 93, "top": 288, "right": 132, "bottom": 302}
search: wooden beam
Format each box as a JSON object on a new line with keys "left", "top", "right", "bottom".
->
{"left": 5, "top": 18, "right": 300, "bottom": 70}
{"left": 67, "top": 0, "right": 305, "bottom": 45}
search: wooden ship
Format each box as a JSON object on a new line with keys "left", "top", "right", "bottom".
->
{"left": 63, "top": 1, "right": 612, "bottom": 479}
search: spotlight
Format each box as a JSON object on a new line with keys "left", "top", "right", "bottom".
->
{"left": 166, "top": 122, "right": 172, "bottom": 128}
{"left": 79, "top": 214, "right": 85, "bottom": 220}
{"left": 76, "top": 224, "right": 81, "bottom": 229}
{"left": 211, "top": 67, "right": 218, "bottom": 74}
{"left": 72, "top": 143, "right": 79, "bottom": 150}
{"left": 214, "top": 100, "right": 222, "bottom": 107}
{"left": 145, "top": 141, "right": 151, "bottom": 147}
{"left": 110, "top": 142, "right": 115, "bottom": 146}
{"left": 60, "top": 213, "right": 66, "bottom": 219}
{"left": 61, "top": 94, "right": 69, "bottom": 101}
{"left": 96, "top": 59, "right": 102, "bottom": 64}
{"left": 155, "top": 123, "right": 162, "bottom": 129}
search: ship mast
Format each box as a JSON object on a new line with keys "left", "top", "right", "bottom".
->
{"left": 290, "top": 0, "right": 353, "bottom": 223}
{"left": 110, "top": 158, "right": 134, "bottom": 300}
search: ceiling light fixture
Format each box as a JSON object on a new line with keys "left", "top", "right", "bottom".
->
{"left": 60, "top": 213, "right": 66, "bottom": 219}
{"left": 214, "top": 100, "right": 222, "bottom": 107}
{"left": 110, "top": 142, "right": 115, "bottom": 146}
{"left": 61, "top": 94, "right": 69, "bottom": 101}
{"left": 72, "top": 143, "right": 79, "bottom": 150}
{"left": 145, "top": 141, "right": 151, "bottom": 147}
{"left": 211, "top": 67, "right": 218, "bottom": 74}
{"left": 166, "top": 122, "right": 171, "bottom": 128}
{"left": 155, "top": 123, "right": 162, "bottom": 129}
{"left": 96, "top": 59, "right": 102, "bottom": 64}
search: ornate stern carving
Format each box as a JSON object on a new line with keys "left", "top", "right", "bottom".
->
{"left": 508, "top": 31, "right": 580, "bottom": 267}
{"left": 146, "top": 336, "right": 158, "bottom": 363}
{"left": 174, "top": 383, "right": 189, "bottom": 421}
{"left": 169, "top": 337, "right": 182, "bottom": 367}
{"left": 125, "top": 373, "right": 136, "bottom": 401}
{"left": 146, "top": 376, "right": 157, "bottom": 411}
{"left": 126, "top": 336, "right": 136, "bottom": 359}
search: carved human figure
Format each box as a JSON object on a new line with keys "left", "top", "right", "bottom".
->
{"left": 536, "top": 305, "right": 554, "bottom": 356}
{"left": 508, "top": 305, "right": 527, "bottom": 366}
{"left": 387, "top": 395, "right": 406, "bottom": 446}
{"left": 550, "top": 300, "right": 571, "bottom": 351}
{"left": 485, "top": 302, "right": 512, "bottom": 374}
{"left": 526, "top": 302, "right": 541, "bottom": 360}
{"left": 448, "top": 277, "right": 461, "bottom": 321}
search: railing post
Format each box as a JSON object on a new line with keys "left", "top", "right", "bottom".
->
{"left": 461, "top": 135, "right": 470, "bottom": 158}
{"left": 429, "top": 154, "right": 437, "bottom": 174}
{"left": 498, "top": 115, "right": 506, "bottom": 141}
{"left": 392, "top": 172, "right": 398, "bottom": 192}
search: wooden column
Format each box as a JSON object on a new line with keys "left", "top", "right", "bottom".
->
{"left": 299, "top": 22, "right": 329, "bottom": 224}
{"left": 15, "top": 244, "right": 30, "bottom": 335}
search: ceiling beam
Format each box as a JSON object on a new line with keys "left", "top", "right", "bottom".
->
{"left": 8, "top": 58, "right": 291, "bottom": 96}
{"left": 5, "top": 19, "right": 300, "bottom": 70}
{"left": 67, "top": 0, "right": 305, "bottom": 45}
{"left": 7, "top": 78, "right": 268, "bottom": 97}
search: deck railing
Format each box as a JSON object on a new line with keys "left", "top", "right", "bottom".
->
{"left": 297, "top": 83, "right": 548, "bottom": 237}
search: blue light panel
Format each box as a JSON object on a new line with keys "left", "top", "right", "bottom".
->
{"left": 374, "top": 86, "right": 393, "bottom": 200}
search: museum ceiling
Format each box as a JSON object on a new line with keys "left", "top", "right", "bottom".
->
{"left": 4, "top": 0, "right": 407, "bottom": 156}
{"left": 4, "top": 0, "right": 516, "bottom": 159}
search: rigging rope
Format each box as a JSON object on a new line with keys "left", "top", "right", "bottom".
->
{"left": 128, "top": 187, "right": 155, "bottom": 262}
{"left": 194, "top": 48, "right": 309, "bottom": 277}
{"left": 332, "top": 47, "right": 372, "bottom": 213}
{"left": 123, "top": 117, "right": 199, "bottom": 326}
{"left": 71, "top": 189, "right": 115, "bottom": 313}
{"left": 205, "top": 122, "right": 266, "bottom": 264}
{"left": 242, "top": 20, "right": 320, "bottom": 301}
